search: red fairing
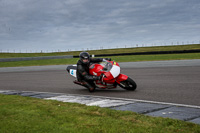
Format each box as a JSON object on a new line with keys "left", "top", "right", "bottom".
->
{"left": 89, "top": 63, "right": 115, "bottom": 82}
{"left": 116, "top": 74, "right": 128, "bottom": 84}
{"left": 103, "top": 72, "right": 114, "bottom": 81}
{"left": 89, "top": 61, "right": 128, "bottom": 88}
{"left": 112, "top": 61, "right": 120, "bottom": 67}
{"left": 89, "top": 64, "right": 103, "bottom": 76}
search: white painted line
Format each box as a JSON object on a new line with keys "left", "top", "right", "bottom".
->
{"left": 45, "top": 95, "right": 103, "bottom": 105}
{"left": 1, "top": 90, "right": 200, "bottom": 109}
{"left": 87, "top": 99, "right": 133, "bottom": 107}
{"left": 87, "top": 95, "right": 200, "bottom": 109}
{"left": 0, "top": 90, "right": 9, "bottom": 92}
{"left": 45, "top": 95, "right": 133, "bottom": 108}
{"left": 0, "top": 90, "right": 11, "bottom": 93}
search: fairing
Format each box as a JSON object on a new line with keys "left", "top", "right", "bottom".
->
{"left": 89, "top": 61, "right": 122, "bottom": 87}
{"left": 67, "top": 61, "right": 130, "bottom": 89}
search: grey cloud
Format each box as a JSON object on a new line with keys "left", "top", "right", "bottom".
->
{"left": 0, "top": 0, "right": 200, "bottom": 52}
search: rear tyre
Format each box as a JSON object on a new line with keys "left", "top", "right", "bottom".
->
{"left": 118, "top": 77, "right": 137, "bottom": 91}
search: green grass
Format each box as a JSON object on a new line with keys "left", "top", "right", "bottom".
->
{"left": 0, "top": 53, "right": 200, "bottom": 67}
{"left": 0, "top": 44, "right": 200, "bottom": 58}
{"left": 0, "top": 94, "right": 200, "bottom": 133}
{"left": 0, "top": 44, "right": 200, "bottom": 67}
{"left": 112, "top": 53, "right": 200, "bottom": 62}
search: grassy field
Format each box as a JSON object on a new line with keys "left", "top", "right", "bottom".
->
{"left": 0, "top": 94, "right": 200, "bottom": 133}
{"left": 0, "top": 44, "right": 200, "bottom": 67}
{"left": 0, "top": 44, "right": 200, "bottom": 58}
{"left": 0, "top": 52, "right": 200, "bottom": 67}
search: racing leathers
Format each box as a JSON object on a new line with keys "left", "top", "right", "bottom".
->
{"left": 76, "top": 58, "right": 103, "bottom": 92}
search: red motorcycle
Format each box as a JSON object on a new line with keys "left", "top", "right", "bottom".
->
{"left": 67, "top": 60, "right": 137, "bottom": 90}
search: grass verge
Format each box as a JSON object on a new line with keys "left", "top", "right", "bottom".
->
{"left": 0, "top": 44, "right": 200, "bottom": 58}
{"left": 0, "top": 53, "right": 200, "bottom": 67}
{"left": 0, "top": 94, "right": 200, "bottom": 133}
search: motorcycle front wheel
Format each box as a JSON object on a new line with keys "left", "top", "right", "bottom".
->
{"left": 118, "top": 77, "right": 137, "bottom": 91}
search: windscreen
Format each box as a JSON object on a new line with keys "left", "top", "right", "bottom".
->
{"left": 99, "top": 61, "right": 112, "bottom": 72}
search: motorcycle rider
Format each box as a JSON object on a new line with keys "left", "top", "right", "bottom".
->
{"left": 76, "top": 52, "right": 111, "bottom": 92}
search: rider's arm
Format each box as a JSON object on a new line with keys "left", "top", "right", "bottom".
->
{"left": 90, "top": 58, "right": 103, "bottom": 63}
{"left": 77, "top": 65, "right": 100, "bottom": 81}
{"left": 90, "top": 58, "right": 111, "bottom": 63}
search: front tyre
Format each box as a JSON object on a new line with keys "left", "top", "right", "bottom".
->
{"left": 118, "top": 77, "right": 137, "bottom": 91}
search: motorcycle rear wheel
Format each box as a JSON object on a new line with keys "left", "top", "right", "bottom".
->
{"left": 118, "top": 77, "right": 137, "bottom": 91}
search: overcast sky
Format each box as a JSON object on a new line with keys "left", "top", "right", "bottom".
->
{"left": 0, "top": 0, "right": 200, "bottom": 52}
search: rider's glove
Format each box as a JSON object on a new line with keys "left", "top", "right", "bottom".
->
{"left": 96, "top": 76, "right": 101, "bottom": 81}
{"left": 93, "top": 75, "right": 102, "bottom": 81}
{"left": 97, "top": 74, "right": 104, "bottom": 81}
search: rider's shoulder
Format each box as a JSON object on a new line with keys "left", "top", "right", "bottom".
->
{"left": 77, "top": 60, "right": 86, "bottom": 69}
{"left": 77, "top": 60, "right": 82, "bottom": 65}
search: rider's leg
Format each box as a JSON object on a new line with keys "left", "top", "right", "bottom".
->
{"left": 82, "top": 81, "right": 96, "bottom": 92}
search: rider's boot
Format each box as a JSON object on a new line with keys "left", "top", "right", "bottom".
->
{"left": 88, "top": 87, "right": 95, "bottom": 92}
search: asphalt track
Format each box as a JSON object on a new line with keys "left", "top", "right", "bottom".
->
{"left": 0, "top": 59, "right": 200, "bottom": 106}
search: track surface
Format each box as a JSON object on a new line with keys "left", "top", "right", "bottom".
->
{"left": 0, "top": 60, "right": 200, "bottom": 106}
